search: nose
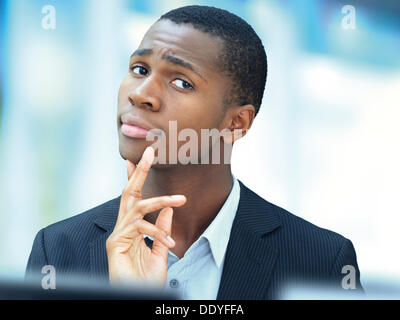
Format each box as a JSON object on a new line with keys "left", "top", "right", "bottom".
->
{"left": 128, "top": 76, "right": 162, "bottom": 112}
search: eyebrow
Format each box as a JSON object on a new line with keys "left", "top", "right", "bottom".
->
{"left": 130, "top": 48, "right": 206, "bottom": 82}
{"left": 130, "top": 48, "right": 153, "bottom": 57}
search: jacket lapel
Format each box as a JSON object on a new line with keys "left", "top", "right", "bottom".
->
{"left": 217, "top": 181, "right": 282, "bottom": 299}
{"left": 89, "top": 196, "right": 121, "bottom": 280}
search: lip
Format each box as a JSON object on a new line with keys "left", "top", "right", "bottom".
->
{"left": 120, "top": 114, "right": 153, "bottom": 139}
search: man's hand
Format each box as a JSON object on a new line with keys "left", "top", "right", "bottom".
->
{"left": 106, "top": 146, "right": 186, "bottom": 286}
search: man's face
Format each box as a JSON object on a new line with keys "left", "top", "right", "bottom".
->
{"left": 117, "top": 19, "right": 231, "bottom": 165}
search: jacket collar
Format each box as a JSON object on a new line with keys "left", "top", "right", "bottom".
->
{"left": 93, "top": 197, "right": 121, "bottom": 232}
{"left": 216, "top": 180, "right": 282, "bottom": 299}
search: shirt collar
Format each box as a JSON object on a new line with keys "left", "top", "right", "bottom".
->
{"left": 201, "top": 175, "right": 241, "bottom": 268}
{"left": 144, "top": 175, "right": 241, "bottom": 269}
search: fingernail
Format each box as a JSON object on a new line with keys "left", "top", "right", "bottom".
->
{"left": 143, "top": 147, "right": 154, "bottom": 165}
{"left": 170, "top": 195, "right": 186, "bottom": 201}
{"left": 166, "top": 235, "right": 175, "bottom": 246}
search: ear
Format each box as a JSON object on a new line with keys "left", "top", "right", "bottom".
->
{"left": 220, "top": 104, "right": 255, "bottom": 144}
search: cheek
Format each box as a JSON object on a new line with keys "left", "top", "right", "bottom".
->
{"left": 168, "top": 91, "right": 223, "bottom": 129}
{"left": 117, "top": 76, "right": 131, "bottom": 105}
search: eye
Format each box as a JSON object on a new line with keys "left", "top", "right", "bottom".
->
{"left": 172, "top": 78, "right": 193, "bottom": 90}
{"left": 131, "top": 65, "right": 148, "bottom": 76}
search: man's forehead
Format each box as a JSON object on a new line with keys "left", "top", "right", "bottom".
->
{"left": 143, "top": 19, "right": 217, "bottom": 44}
{"left": 137, "top": 19, "right": 222, "bottom": 67}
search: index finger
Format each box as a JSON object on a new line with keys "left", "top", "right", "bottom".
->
{"left": 124, "top": 146, "right": 154, "bottom": 201}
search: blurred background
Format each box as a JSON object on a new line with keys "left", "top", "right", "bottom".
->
{"left": 1, "top": 0, "right": 399, "bottom": 298}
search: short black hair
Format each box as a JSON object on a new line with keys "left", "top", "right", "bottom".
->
{"left": 159, "top": 5, "right": 267, "bottom": 116}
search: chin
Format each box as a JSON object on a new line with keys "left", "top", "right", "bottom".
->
{"left": 118, "top": 137, "right": 149, "bottom": 164}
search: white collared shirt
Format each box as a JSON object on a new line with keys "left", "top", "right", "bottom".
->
{"left": 145, "top": 176, "right": 240, "bottom": 299}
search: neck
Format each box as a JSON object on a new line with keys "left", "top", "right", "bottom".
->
{"left": 142, "top": 163, "right": 234, "bottom": 255}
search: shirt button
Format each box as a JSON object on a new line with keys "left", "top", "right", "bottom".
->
{"left": 169, "top": 279, "right": 179, "bottom": 288}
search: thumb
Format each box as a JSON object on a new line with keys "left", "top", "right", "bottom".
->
{"left": 152, "top": 207, "right": 174, "bottom": 262}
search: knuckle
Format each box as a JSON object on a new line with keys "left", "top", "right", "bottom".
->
{"left": 129, "top": 189, "right": 142, "bottom": 199}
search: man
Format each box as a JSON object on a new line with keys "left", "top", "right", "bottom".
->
{"left": 26, "top": 5, "right": 362, "bottom": 299}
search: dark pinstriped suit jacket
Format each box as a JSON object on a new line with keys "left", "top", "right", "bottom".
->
{"left": 25, "top": 180, "right": 362, "bottom": 299}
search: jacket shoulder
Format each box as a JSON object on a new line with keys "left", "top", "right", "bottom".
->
{"left": 274, "top": 201, "right": 346, "bottom": 245}
{"left": 240, "top": 181, "right": 346, "bottom": 244}
{"left": 239, "top": 182, "right": 351, "bottom": 270}
{"left": 42, "top": 196, "right": 120, "bottom": 238}
{"left": 26, "top": 196, "right": 121, "bottom": 277}
{"left": 239, "top": 183, "right": 362, "bottom": 289}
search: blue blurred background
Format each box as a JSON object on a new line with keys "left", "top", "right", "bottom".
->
{"left": 1, "top": 0, "right": 399, "bottom": 298}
